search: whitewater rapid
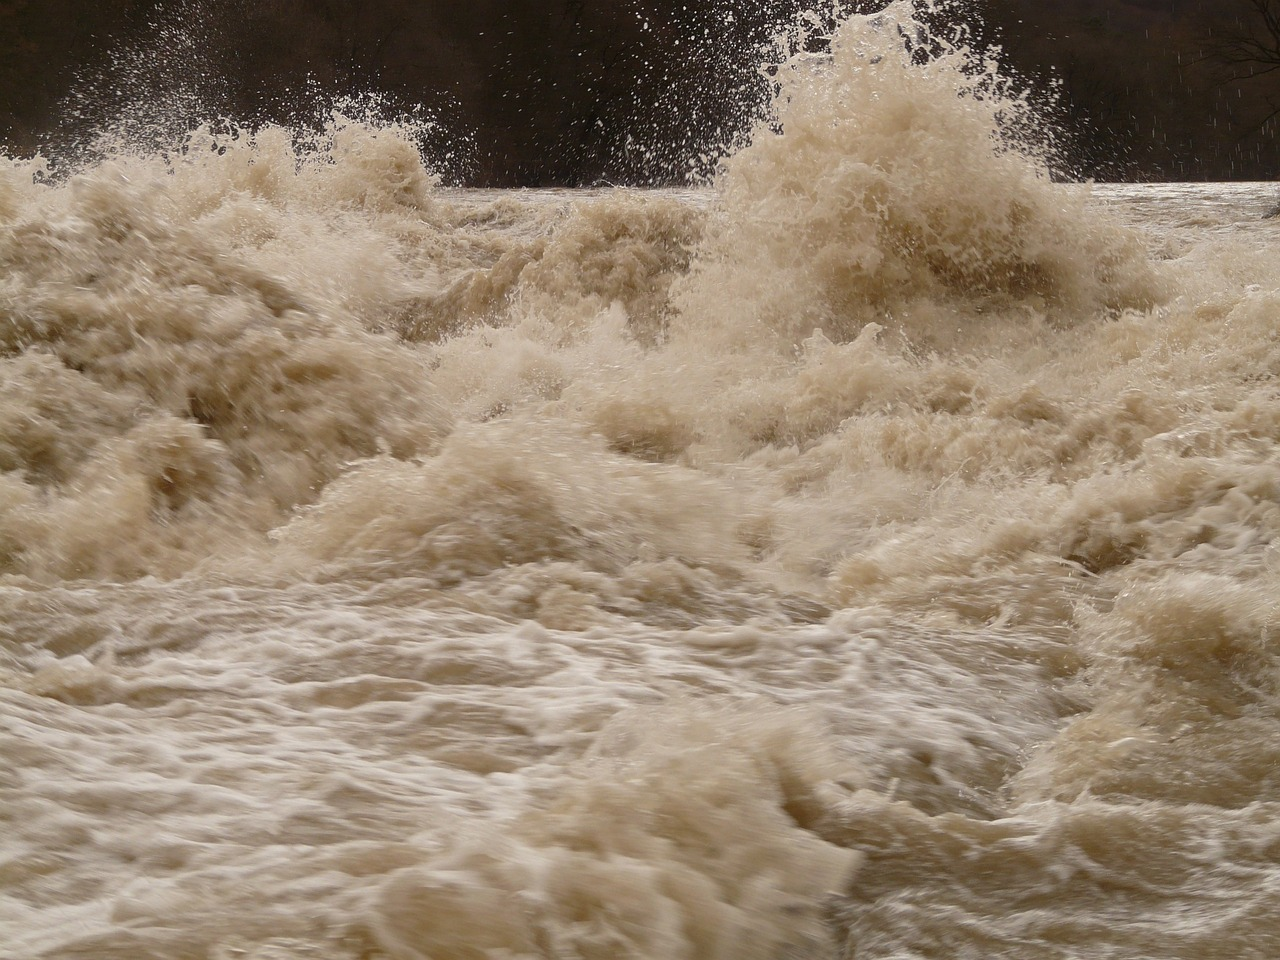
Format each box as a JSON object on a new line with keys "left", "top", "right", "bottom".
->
{"left": 4, "top": 4, "right": 1280, "bottom": 958}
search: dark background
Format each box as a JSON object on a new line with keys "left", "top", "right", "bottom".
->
{"left": 0, "top": 0, "right": 1277, "bottom": 185}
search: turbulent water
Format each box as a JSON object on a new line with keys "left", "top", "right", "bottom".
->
{"left": 4, "top": 5, "right": 1280, "bottom": 958}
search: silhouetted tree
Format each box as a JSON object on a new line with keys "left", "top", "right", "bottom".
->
{"left": 1203, "top": 0, "right": 1280, "bottom": 150}
{"left": 1209, "top": 0, "right": 1280, "bottom": 82}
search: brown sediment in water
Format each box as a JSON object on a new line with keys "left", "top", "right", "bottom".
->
{"left": 3, "top": 4, "right": 1280, "bottom": 958}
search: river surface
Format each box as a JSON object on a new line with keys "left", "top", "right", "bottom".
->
{"left": 3, "top": 5, "right": 1280, "bottom": 959}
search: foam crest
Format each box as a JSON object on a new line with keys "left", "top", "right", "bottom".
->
{"left": 0, "top": 117, "right": 452, "bottom": 578}
{"left": 825, "top": 792, "right": 1280, "bottom": 958}
{"left": 369, "top": 703, "right": 858, "bottom": 960}
{"left": 1015, "top": 571, "right": 1280, "bottom": 808}
{"left": 272, "top": 419, "right": 760, "bottom": 626}
{"left": 675, "top": 1, "right": 1162, "bottom": 351}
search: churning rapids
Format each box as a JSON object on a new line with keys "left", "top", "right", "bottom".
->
{"left": 3, "top": 5, "right": 1280, "bottom": 959}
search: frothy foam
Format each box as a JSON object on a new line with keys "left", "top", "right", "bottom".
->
{"left": 674, "top": 1, "right": 1163, "bottom": 353}
{"left": 5, "top": 4, "right": 1280, "bottom": 959}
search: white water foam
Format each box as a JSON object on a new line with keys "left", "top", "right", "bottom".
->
{"left": 4, "top": 4, "right": 1280, "bottom": 958}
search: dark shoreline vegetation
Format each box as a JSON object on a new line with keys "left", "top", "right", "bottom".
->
{"left": 1, "top": 0, "right": 1278, "bottom": 186}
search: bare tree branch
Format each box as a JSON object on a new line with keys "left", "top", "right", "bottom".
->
{"left": 1205, "top": 0, "right": 1280, "bottom": 83}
